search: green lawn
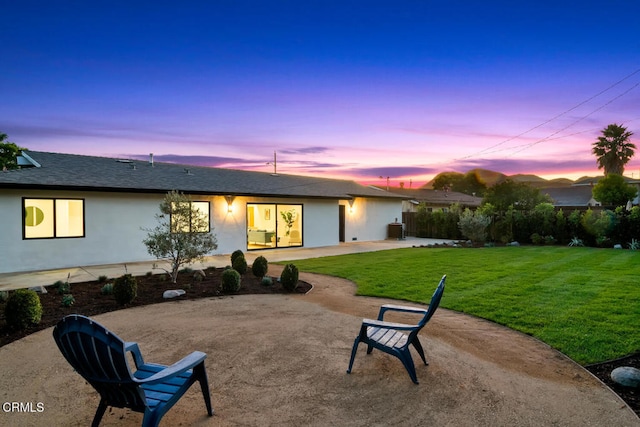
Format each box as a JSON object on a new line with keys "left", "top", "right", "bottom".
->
{"left": 284, "top": 246, "right": 640, "bottom": 365}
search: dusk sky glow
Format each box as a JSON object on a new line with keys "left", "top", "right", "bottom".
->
{"left": 2, "top": 1, "right": 640, "bottom": 187}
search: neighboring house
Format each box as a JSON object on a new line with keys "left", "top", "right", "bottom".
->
{"left": 387, "top": 188, "right": 482, "bottom": 212}
{"left": 572, "top": 176, "right": 640, "bottom": 206}
{"left": 542, "top": 186, "right": 600, "bottom": 209}
{"left": 0, "top": 151, "right": 405, "bottom": 274}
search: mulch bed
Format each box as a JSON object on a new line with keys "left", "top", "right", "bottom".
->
{"left": 0, "top": 267, "right": 638, "bottom": 417}
{"left": 0, "top": 266, "right": 310, "bottom": 348}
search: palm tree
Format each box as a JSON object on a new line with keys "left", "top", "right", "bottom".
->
{"left": 591, "top": 124, "right": 635, "bottom": 175}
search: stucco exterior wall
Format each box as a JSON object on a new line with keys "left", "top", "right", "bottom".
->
{"left": 1, "top": 190, "right": 398, "bottom": 274}
{"left": 341, "top": 198, "right": 403, "bottom": 241}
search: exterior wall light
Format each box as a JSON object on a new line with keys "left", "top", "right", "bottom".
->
{"left": 224, "top": 195, "right": 235, "bottom": 213}
{"left": 348, "top": 198, "right": 355, "bottom": 213}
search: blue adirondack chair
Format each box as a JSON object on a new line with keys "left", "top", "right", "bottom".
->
{"left": 53, "top": 314, "right": 213, "bottom": 427}
{"left": 347, "top": 275, "right": 446, "bottom": 384}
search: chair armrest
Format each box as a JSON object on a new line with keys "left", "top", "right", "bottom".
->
{"left": 377, "top": 304, "right": 428, "bottom": 320}
{"left": 362, "top": 318, "right": 418, "bottom": 331}
{"left": 124, "top": 342, "right": 145, "bottom": 368}
{"left": 136, "top": 351, "right": 207, "bottom": 385}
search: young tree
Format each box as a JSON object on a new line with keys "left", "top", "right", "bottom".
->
{"left": 592, "top": 123, "right": 635, "bottom": 176}
{"left": 143, "top": 191, "right": 218, "bottom": 283}
{"left": 592, "top": 173, "right": 638, "bottom": 207}
{"left": 0, "top": 133, "right": 25, "bottom": 170}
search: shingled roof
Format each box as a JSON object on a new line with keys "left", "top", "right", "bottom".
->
{"left": 0, "top": 151, "right": 404, "bottom": 200}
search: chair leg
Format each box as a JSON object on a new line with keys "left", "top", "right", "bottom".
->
{"left": 347, "top": 337, "right": 360, "bottom": 374}
{"left": 194, "top": 362, "right": 214, "bottom": 416}
{"left": 411, "top": 337, "right": 428, "bottom": 365}
{"left": 91, "top": 400, "right": 108, "bottom": 427}
{"left": 398, "top": 351, "right": 419, "bottom": 384}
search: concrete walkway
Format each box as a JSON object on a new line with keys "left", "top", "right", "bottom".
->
{"left": 0, "top": 237, "right": 444, "bottom": 291}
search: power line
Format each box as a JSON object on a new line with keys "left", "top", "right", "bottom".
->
{"left": 506, "top": 80, "right": 640, "bottom": 157}
{"left": 456, "top": 67, "right": 640, "bottom": 160}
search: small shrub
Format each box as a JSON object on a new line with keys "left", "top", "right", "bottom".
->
{"left": 101, "top": 283, "right": 114, "bottom": 295}
{"left": 261, "top": 276, "right": 274, "bottom": 286}
{"left": 232, "top": 255, "right": 248, "bottom": 274}
{"left": 230, "top": 249, "right": 244, "bottom": 265}
{"left": 252, "top": 256, "right": 269, "bottom": 279}
{"left": 193, "top": 269, "right": 206, "bottom": 282}
{"left": 628, "top": 238, "right": 640, "bottom": 250}
{"left": 51, "top": 280, "right": 65, "bottom": 289}
{"left": 0, "top": 290, "right": 9, "bottom": 302}
{"left": 61, "top": 294, "right": 75, "bottom": 307}
{"left": 544, "top": 235, "right": 556, "bottom": 245}
{"left": 113, "top": 274, "right": 137, "bottom": 305}
{"left": 57, "top": 281, "right": 71, "bottom": 295}
{"left": 568, "top": 237, "right": 584, "bottom": 247}
{"left": 530, "top": 233, "right": 543, "bottom": 245}
{"left": 181, "top": 267, "right": 194, "bottom": 275}
{"left": 97, "top": 275, "right": 109, "bottom": 283}
{"left": 280, "top": 263, "right": 299, "bottom": 291}
{"left": 221, "top": 269, "right": 241, "bottom": 293}
{"left": 145, "top": 271, "right": 153, "bottom": 277}
{"left": 5, "top": 289, "right": 43, "bottom": 329}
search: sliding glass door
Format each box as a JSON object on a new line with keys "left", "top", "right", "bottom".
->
{"left": 247, "top": 203, "right": 303, "bottom": 249}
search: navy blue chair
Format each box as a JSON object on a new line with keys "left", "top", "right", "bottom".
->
{"left": 53, "top": 314, "right": 213, "bottom": 427}
{"left": 347, "top": 275, "right": 446, "bottom": 384}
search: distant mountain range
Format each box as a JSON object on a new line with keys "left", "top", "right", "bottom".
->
{"left": 422, "top": 168, "right": 597, "bottom": 189}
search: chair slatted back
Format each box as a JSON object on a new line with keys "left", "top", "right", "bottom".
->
{"left": 53, "top": 315, "right": 147, "bottom": 411}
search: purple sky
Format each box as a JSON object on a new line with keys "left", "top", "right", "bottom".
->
{"left": 2, "top": 1, "right": 639, "bottom": 187}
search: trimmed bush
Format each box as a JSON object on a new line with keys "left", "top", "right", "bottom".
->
{"left": 252, "top": 256, "right": 269, "bottom": 279}
{"left": 280, "top": 263, "right": 299, "bottom": 291}
{"left": 5, "top": 289, "right": 42, "bottom": 329}
{"left": 0, "top": 290, "right": 9, "bottom": 302}
{"left": 230, "top": 249, "right": 244, "bottom": 265}
{"left": 113, "top": 274, "right": 137, "bottom": 306}
{"left": 261, "top": 276, "right": 273, "bottom": 286}
{"left": 97, "top": 275, "right": 109, "bottom": 283}
{"left": 232, "top": 255, "right": 248, "bottom": 274}
{"left": 221, "top": 269, "right": 241, "bottom": 293}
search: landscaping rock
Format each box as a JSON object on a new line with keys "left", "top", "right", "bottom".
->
{"left": 162, "top": 289, "right": 186, "bottom": 299}
{"left": 194, "top": 269, "right": 206, "bottom": 280}
{"left": 611, "top": 366, "right": 640, "bottom": 387}
{"left": 507, "top": 241, "right": 520, "bottom": 246}
{"left": 29, "top": 285, "right": 47, "bottom": 294}
{"left": 614, "top": 244, "right": 623, "bottom": 249}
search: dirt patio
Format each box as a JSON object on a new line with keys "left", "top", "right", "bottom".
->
{"left": 0, "top": 266, "right": 637, "bottom": 427}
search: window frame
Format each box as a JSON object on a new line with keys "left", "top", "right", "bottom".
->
{"left": 22, "top": 197, "right": 86, "bottom": 240}
{"left": 170, "top": 200, "right": 210, "bottom": 233}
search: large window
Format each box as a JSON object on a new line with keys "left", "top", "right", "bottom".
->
{"left": 247, "top": 203, "right": 303, "bottom": 249}
{"left": 23, "top": 198, "right": 85, "bottom": 239}
{"left": 170, "top": 201, "right": 210, "bottom": 233}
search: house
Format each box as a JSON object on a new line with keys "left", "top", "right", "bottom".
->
{"left": 386, "top": 187, "right": 483, "bottom": 212}
{"left": 0, "top": 151, "right": 405, "bottom": 274}
{"left": 542, "top": 186, "right": 600, "bottom": 209}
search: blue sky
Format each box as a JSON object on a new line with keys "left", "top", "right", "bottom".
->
{"left": 2, "top": 1, "right": 639, "bottom": 186}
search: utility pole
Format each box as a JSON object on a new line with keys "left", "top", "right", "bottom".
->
{"left": 267, "top": 151, "right": 277, "bottom": 175}
{"left": 379, "top": 176, "right": 390, "bottom": 191}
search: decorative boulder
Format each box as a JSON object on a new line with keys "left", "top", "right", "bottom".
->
{"left": 611, "top": 366, "right": 640, "bottom": 388}
{"left": 163, "top": 289, "right": 186, "bottom": 299}
{"left": 29, "top": 285, "right": 48, "bottom": 294}
{"left": 614, "top": 244, "right": 623, "bottom": 249}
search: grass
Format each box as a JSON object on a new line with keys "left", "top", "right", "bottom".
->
{"left": 284, "top": 246, "right": 640, "bottom": 365}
